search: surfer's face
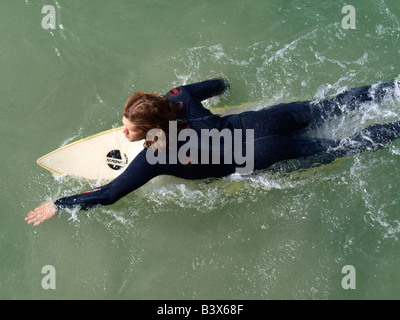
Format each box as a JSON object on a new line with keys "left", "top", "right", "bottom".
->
{"left": 122, "top": 117, "right": 146, "bottom": 142}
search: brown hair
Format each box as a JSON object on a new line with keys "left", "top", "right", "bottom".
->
{"left": 123, "top": 91, "right": 183, "bottom": 149}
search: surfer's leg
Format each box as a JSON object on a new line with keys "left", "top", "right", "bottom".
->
{"left": 249, "top": 80, "right": 398, "bottom": 136}
{"left": 330, "top": 120, "right": 400, "bottom": 158}
{"left": 293, "top": 136, "right": 338, "bottom": 157}
{"left": 268, "top": 120, "right": 400, "bottom": 172}
{"left": 252, "top": 133, "right": 337, "bottom": 170}
{"left": 242, "top": 79, "right": 399, "bottom": 139}
{"left": 318, "top": 80, "right": 399, "bottom": 122}
{"left": 241, "top": 101, "right": 321, "bottom": 137}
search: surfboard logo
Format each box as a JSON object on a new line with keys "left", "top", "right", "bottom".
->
{"left": 106, "top": 150, "right": 128, "bottom": 170}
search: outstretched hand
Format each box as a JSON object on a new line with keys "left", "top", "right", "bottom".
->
{"left": 25, "top": 201, "right": 58, "bottom": 226}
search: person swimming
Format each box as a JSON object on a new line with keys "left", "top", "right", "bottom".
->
{"left": 26, "top": 77, "right": 400, "bottom": 226}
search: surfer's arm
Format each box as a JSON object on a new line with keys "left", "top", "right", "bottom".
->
{"left": 180, "top": 78, "right": 229, "bottom": 101}
{"left": 25, "top": 168, "right": 149, "bottom": 225}
{"left": 53, "top": 150, "right": 163, "bottom": 211}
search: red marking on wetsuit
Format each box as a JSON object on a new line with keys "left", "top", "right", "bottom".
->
{"left": 78, "top": 186, "right": 105, "bottom": 195}
{"left": 186, "top": 156, "right": 194, "bottom": 166}
{"left": 169, "top": 87, "right": 182, "bottom": 96}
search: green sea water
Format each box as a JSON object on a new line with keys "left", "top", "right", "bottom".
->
{"left": 2, "top": 0, "right": 400, "bottom": 300}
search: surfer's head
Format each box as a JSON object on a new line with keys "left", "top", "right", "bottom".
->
{"left": 123, "top": 91, "right": 183, "bottom": 147}
{"left": 122, "top": 116, "right": 146, "bottom": 142}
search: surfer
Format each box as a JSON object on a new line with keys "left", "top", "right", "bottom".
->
{"left": 26, "top": 77, "right": 400, "bottom": 226}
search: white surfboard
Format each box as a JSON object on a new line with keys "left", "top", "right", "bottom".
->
{"left": 37, "top": 126, "right": 145, "bottom": 181}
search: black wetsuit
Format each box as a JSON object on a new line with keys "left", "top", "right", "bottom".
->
{"left": 54, "top": 78, "right": 400, "bottom": 210}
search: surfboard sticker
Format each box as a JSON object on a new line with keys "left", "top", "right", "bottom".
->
{"left": 37, "top": 126, "right": 145, "bottom": 181}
